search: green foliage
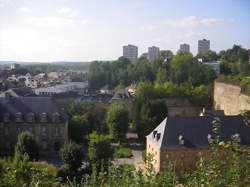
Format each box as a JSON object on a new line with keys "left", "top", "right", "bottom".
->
{"left": 69, "top": 113, "right": 91, "bottom": 143}
{"left": 68, "top": 101, "right": 94, "bottom": 117}
{"left": 116, "top": 146, "right": 133, "bottom": 158}
{"left": 240, "top": 110, "right": 250, "bottom": 126}
{"left": 0, "top": 152, "right": 58, "bottom": 187}
{"left": 88, "top": 131, "right": 113, "bottom": 170}
{"left": 15, "top": 131, "right": 39, "bottom": 161}
{"left": 106, "top": 102, "right": 129, "bottom": 142}
{"left": 197, "top": 50, "right": 219, "bottom": 61}
{"left": 60, "top": 141, "right": 83, "bottom": 171}
{"left": 220, "top": 45, "right": 250, "bottom": 77}
{"left": 133, "top": 93, "right": 168, "bottom": 140}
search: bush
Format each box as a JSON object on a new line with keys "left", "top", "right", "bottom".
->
{"left": 60, "top": 141, "right": 84, "bottom": 171}
{"left": 116, "top": 146, "right": 133, "bottom": 158}
{"left": 30, "top": 161, "right": 57, "bottom": 177}
{"left": 15, "top": 131, "right": 39, "bottom": 161}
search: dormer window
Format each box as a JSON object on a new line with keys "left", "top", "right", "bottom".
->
{"left": 234, "top": 133, "right": 241, "bottom": 143}
{"left": 153, "top": 130, "right": 157, "bottom": 138}
{"left": 3, "top": 113, "right": 10, "bottom": 123}
{"left": 156, "top": 133, "right": 161, "bottom": 141}
{"left": 26, "top": 113, "right": 35, "bottom": 123}
{"left": 15, "top": 112, "right": 23, "bottom": 123}
{"left": 40, "top": 113, "right": 47, "bottom": 123}
{"left": 179, "top": 135, "right": 184, "bottom": 145}
{"left": 207, "top": 134, "right": 213, "bottom": 144}
{"left": 52, "top": 112, "right": 60, "bottom": 123}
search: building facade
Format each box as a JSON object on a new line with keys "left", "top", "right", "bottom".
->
{"left": 34, "top": 82, "right": 88, "bottom": 96}
{"left": 0, "top": 97, "right": 68, "bottom": 157}
{"left": 180, "top": 44, "right": 190, "bottom": 53}
{"left": 198, "top": 39, "right": 210, "bottom": 54}
{"left": 146, "top": 116, "right": 250, "bottom": 173}
{"left": 148, "top": 46, "right": 160, "bottom": 62}
{"left": 123, "top": 44, "right": 138, "bottom": 62}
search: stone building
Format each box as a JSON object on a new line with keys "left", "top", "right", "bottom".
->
{"left": 0, "top": 97, "right": 68, "bottom": 157}
{"left": 146, "top": 116, "right": 250, "bottom": 173}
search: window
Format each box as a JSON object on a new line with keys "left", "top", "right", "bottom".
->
{"left": 52, "top": 113, "right": 60, "bottom": 123}
{"left": 3, "top": 114, "right": 10, "bottom": 123}
{"left": 42, "top": 127, "right": 47, "bottom": 136}
{"left": 179, "top": 135, "right": 184, "bottom": 145}
{"left": 15, "top": 112, "right": 23, "bottom": 123}
{"left": 4, "top": 127, "right": 9, "bottom": 135}
{"left": 42, "top": 141, "right": 47, "bottom": 150}
{"left": 207, "top": 134, "right": 212, "bottom": 144}
{"left": 27, "top": 113, "right": 35, "bottom": 123}
{"left": 180, "top": 152, "right": 185, "bottom": 159}
{"left": 54, "top": 127, "right": 60, "bottom": 136}
{"left": 28, "top": 127, "right": 33, "bottom": 133}
{"left": 17, "top": 127, "right": 21, "bottom": 134}
{"left": 40, "top": 113, "right": 47, "bottom": 123}
{"left": 54, "top": 142, "right": 61, "bottom": 151}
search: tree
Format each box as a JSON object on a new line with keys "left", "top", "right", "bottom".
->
{"left": 69, "top": 113, "right": 91, "bottom": 144}
{"left": 160, "top": 50, "right": 173, "bottom": 59}
{"left": 15, "top": 131, "right": 39, "bottom": 161}
{"left": 197, "top": 50, "right": 219, "bottom": 62}
{"left": 88, "top": 131, "right": 113, "bottom": 170}
{"left": 60, "top": 141, "right": 83, "bottom": 170}
{"left": 106, "top": 102, "right": 129, "bottom": 142}
{"left": 156, "top": 68, "right": 169, "bottom": 84}
{"left": 133, "top": 99, "right": 168, "bottom": 140}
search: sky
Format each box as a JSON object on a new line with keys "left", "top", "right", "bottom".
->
{"left": 0, "top": 0, "right": 249, "bottom": 62}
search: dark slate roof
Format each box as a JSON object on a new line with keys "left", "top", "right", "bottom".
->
{"left": 111, "top": 89, "right": 131, "bottom": 100}
{"left": 146, "top": 116, "right": 250, "bottom": 149}
{"left": 0, "top": 97, "right": 68, "bottom": 123}
{"left": 11, "top": 87, "right": 35, "bottom": 97}
{"left": 201, "top": 110, "right": 225, "bottom": 117}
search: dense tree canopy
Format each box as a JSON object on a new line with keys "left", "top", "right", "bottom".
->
{"left": 88, "top": 131, "right": 113, "bottom": 170}
{"left": 15, "top": 131, "right": 39, "bottom": 161}
{"left": 106, "top": 102, "right": 129, "bottom": 142}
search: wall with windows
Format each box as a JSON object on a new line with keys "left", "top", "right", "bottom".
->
{"left": 0, "top": 122, "right": 68, "bottom": 157}
{"left": 146, "top": 138, "right": 211, "bottom": 173}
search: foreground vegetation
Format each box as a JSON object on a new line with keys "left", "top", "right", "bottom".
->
{"left": 0, "top": 118, "right": 249, "bottom": 187}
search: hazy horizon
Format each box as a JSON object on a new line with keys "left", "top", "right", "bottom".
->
{"left": 0, "top": 0, "right": 249, "bottom": 62}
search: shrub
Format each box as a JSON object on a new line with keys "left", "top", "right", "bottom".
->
{"left": 116, "top": 146, "right": 133, "bottom": 158}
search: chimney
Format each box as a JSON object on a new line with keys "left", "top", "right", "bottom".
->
{"left": 5, "top": 92, "right": 11, "bottom": 100}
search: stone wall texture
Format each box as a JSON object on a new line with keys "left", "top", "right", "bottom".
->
{"left": 214, "top": 82, "right": 250, "bottom": 115}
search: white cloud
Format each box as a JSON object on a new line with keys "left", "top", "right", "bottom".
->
{"left": 184, "top": 32, "right": 203, "bottom": 39}
{"left": 28, "top": 16, "right": 74, "bottom": 28}
{"left": 163, "top": 16, "right": 226, "bottom": 28}
{"left": 19, "top": 7, "right": 30, "bottom": 12}
{"left": 57, "top": 7, "right": 78, "bottom": 18}
{"left": 142, "top": 16, "right": 232, "bottom": 31}
{"left": 0, "top": 0, "right": 12, "bottom": 8}
{"left": 81, "top": 19, "right": 88, "bottom": 25}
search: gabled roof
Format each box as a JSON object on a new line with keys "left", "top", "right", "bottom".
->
{"left": 111, "top": 89, "right": 131, "bottom": 100}
{"left": 146, "top": 116, "right": 250, "bottom": 149}
{"left": 0, "top": 97, "right": 67, "bottom": 122}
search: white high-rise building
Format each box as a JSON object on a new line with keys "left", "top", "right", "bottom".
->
{"left": 180, "top": 43, "right": 190, "bottom": 53}
{"left": 198, "top": 39, "right": 210, "bottom": 54}
{"left": 148, "top": 46, "right": 160, "bottom": 62}
{"left": 123, "top": 44, "right": 138, "bottom": 62}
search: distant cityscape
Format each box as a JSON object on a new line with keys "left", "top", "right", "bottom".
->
{"left": 123, "top": 38, "right": 210, "bottom": 62}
